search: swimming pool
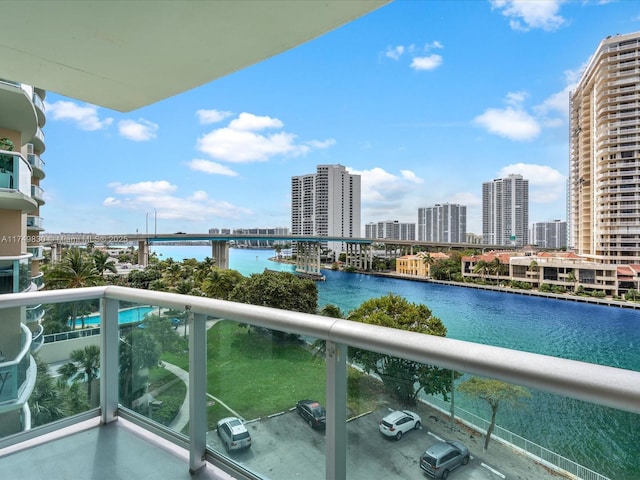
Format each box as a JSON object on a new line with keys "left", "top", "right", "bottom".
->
{"left": 81, "top": 306, "right": 156, "bottom": 327}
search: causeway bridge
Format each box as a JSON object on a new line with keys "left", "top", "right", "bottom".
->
{"left": 43, "top": 233, "right": 505, "bottom": 277}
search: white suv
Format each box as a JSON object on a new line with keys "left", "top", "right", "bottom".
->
{"left": 217, "top": 417, "right": 252, "bottom": 452}
{"left": 378, "top": 409, "right": 421, "bottom": 440}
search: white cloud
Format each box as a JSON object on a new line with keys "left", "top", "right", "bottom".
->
{"left": 187, "top": 159, "right": 238, "bottom": 176}
{"left": 474, "top": 106, "right": 541, "bottom": 141}
{"left": 534, "top": 66, "right": 583, "bottom": 122}
{"left": 104, "top": 182, "right": 251, "bottom": 222}
{"left": 118, "top": 119, "right": 158, "bottom": 141}
{"left": 347, "top": 167, "right": 424, "bottom": 209}
{"left": 197, "top": 112, "right": 332, "bottom": 163}
{"left": 450, "top": 192, "right": 482, "bottom": 207}
{"left": 497, "top": 163, "right": 566, "bottom": 203}
{"left": 228, "top": 113, "right": 283, "bottom": 131}
{"left": 107, "top": 180, "right": 176, "bottom": 195}
{"left": 196, "top": 109, "right": 233, "bottom": 124}
{"left": 45, "top": 100, "right": 113, "bottom": 131}
{"left": 411, "top": 54, "right": 443, "bottom": 71}
{"left": 385, "top": 45, "right": 405, "bottom": 60}
{"left": 383, "top": 41, "right": 444, "bottom": 71}
{"left": 491, "top": 0, "right": 566, "bottom": 32}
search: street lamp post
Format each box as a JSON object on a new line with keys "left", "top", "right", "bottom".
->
{"left": 145, "top": 212, "right": 149, "bottom": 235}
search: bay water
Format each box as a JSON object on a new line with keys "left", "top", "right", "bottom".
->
{"left": 152, "top": 245, "right": 640, "bottom": 478}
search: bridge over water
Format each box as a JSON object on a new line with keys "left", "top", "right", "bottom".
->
{"left": 43, "top": 233, "right": 506, "bottom": 276}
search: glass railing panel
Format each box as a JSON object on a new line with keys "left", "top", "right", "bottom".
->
{"left": 27, "top": 153, "right": 44, "bottom": 171}
{"left": 0, "top": 259, "right": 15, "bottom": 294}
{"left": 27, "top": 215, "right": 44, "bottom": 229}
{"left": 26, "top": 299, "right": 102, "bottom": 431}
{"left": 18, "top": 257, "right": 31, "bottom": 292}
{"left": 205, "top": 320, "right": 326, "bottom": 479}
{"left": 118, "top": 303, "right": 189, "bottom": 430}
{"left": 344, "top": 342, "right": 635, "bottom": 480}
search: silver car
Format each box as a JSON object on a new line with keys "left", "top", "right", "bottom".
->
{"left": 419, "top": 440, "right": 470, "bottom": 479}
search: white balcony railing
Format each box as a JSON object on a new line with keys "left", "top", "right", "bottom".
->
{"left": 1, "top": 286, "right": 640, "bottom": 480}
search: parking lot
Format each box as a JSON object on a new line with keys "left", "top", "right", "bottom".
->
{"left": 206, "top": 404, "right": 565, "bottom": 480}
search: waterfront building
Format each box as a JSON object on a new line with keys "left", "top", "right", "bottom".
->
{"left": 570, "top": 32, "right": 640, "bottom": 264}
{"left": 418, "top": 203, "right": 466, "bottom": 243}
{"left": 364, "top": 220, "right": 415, "bottom": 241}
{"left": 465, "top": 232, "right": 483, "bottom": 244}
{"left": 0, "top": 79, "right": 46, "bottom": 435}
{"left": 291, "top": 164, "right": 361, "bottom": 255}
{"left": 530, "top": 220, "right": 567, "bottom": 249}
{"left": 396, "top": 251, "right": 449, "bottom": 277}
{"left": 482, "top": 174, "right": 529, "bottom": 247}
{"left": 226, "top": 227, "right": 289, "bottom": 248}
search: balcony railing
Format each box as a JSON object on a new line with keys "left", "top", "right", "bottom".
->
{"left": 0, "top": 324, "right": 33, "bottom": 407}
{"left": 1, "top": 286, "right": 640, "bottom": 480}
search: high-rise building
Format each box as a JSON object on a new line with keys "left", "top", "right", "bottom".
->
{"left": 570, "top": 32, "right": 640, "bottom": 263}
{"left": 417, "top": 203, "right": 467, "bottom": 243}
{"left": 291, "top": 164, "right": 361, "bottom": 254}
{"left": 364, "top": 220, "right": 415, "bottom": 241}
{"left": 482, "top": 174, "right": 529, "bottom": 247}
{"left": 0, "top": 79, "right": 47, "bottom": 435}
{"left": 530, "top": 220, "right": 567, "bottom": 249}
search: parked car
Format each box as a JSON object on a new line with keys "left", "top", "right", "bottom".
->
{"left": 419, "top": 440, "right": 470, "bottom": 479}
{"left": 296, "top": 399, "right": 326, "bottom": 429}
{"left": 378, "top": 409, "right": 421, "bottom": 440}
{"left": 217, "top": 417, "right": 252, "bottom": 452}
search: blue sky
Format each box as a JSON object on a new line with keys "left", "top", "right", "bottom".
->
{"left": 41, "top": 0, "right": 640, "bottom": 236}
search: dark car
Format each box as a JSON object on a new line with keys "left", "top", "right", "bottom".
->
{"left": 419, "top": 440, "right": 470, "bottom": 479}
{"left": 296, "top": 399, "right": 326, "bottom": 429}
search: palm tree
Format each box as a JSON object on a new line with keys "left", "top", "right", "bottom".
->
{"left": 472, "top": 260, "right": 490, "bottom": 281}
{"left": 92, "top": 250, "right": 117, "bottom": 276}
{"left": 44, "top": 247, "right": 103, "bottom": 329}
{"left": 421, "top": 252, "right": 434, "bottom": 278}
{"left": 58, "top": 345, "right": 101, "bottom": 405}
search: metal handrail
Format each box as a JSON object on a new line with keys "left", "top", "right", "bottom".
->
{"left": 4, "top": 285, "right": 640, "bottom": 414}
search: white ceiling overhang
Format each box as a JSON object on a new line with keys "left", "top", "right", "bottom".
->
{"left": 0, "top": 1, "right": 388, "bottom": 112}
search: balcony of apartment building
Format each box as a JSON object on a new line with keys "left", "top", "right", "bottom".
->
{"left": 0, "top": 255, "right": 32, "bottom": 295}
{"left": 26, "top": 148, "right": 45, "bottom": 180}
{"left": 0, "top": 286, "right": 639, "bottom": 480}
{"left": 0, "top": 321, "right": 35, "bottom": 410}
{"left": 26, "top": 215, "right": 44, "bottom": 231}
{"left": 0, "top": 152, "right": 38, "bottom": 213}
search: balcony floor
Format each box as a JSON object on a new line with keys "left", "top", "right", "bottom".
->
{"left": 0, "top": 417, "right": 232, "bottom": 480}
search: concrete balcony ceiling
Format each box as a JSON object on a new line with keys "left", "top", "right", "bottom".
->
{"left": 0, "top": 83, "right": 38, "bottom": 143}
{"left": 0, "top": 1, "right": 388, "bottom": 112}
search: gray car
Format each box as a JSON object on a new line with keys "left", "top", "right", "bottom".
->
{"left": 419, "top": 440, "right": 470, "bottom": 479}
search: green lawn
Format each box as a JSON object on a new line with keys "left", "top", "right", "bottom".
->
{"left": 160, "top": 320, "right": 387, "bottom": 431}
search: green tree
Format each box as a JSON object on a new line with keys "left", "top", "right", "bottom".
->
{"left": 458, "top": 377, "right": 530, "bottom": 450}
{"left": 473, "top": 260, "right": 490, "bottom": 281}
{"left": 119, "top": 330, "right": 162, "bottom": 408}
{"left": 92, "top": 249, "right": 117, "bottom": 276}
{"left": 44, "top": 248, "right": 103, "bottom": 329}
{"left": 230, "top": 271, "right": 318, "bottom": 314}
{"left": 229, "top": 271, "right": 318, "bottom": 340}
{"left": 348, "top": 294, "right": 454, "bottom": 405}
{"left": 57, "top": 345, "right": 101, "bottom": 404}
{"left": 30, "top": 358, "right": 69, "bottom": 426}
{"left": 201, "top": 268, "right": 244, "bottom": 299}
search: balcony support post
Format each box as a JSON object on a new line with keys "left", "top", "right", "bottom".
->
{"left": 188, "top": 311, "right": 207, "bottom": 474}
{"left": 325, "top": 341, "right": 347, "bottom": 480}
{"left": 100, "top": 297, "right": 119, "bottom": 424}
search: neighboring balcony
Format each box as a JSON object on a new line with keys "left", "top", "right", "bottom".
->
{"left": 31, "top": 184, "right": 44, "bottom": 205}
{"left": 0, "top": 324, "right": 35, "bottom": 411}
{"left": 0, "top": 256, "right": 32, "bottom": 294}
{"left": 26, "top": 215, "right": 44, "bottom": 231}
{"left": 27, "top": 246, "right": 44, "bottom": 261}
{"left": 32, "top": 92, "right": 45, "bottom": 127}
{"left": 0, "top": 152, "right": 38, "bottom": 212}
{"left": 0, "top": 286, "right": 638, "bottom": 480}
{"left": 27, "top": 152, "right": 45, "bottom": 180}
{"left": 31, "top": 127, "right": 45, "bottom": 154}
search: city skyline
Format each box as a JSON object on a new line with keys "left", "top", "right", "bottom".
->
{"left": 37, "top": 1, "right": 640, "bottom": 235}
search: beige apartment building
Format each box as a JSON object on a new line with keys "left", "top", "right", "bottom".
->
{"left": 570, "top": 32, "right": 640, "bottom": 264}
{"left": 0, "top": 79, "right": 46, "bottom": 435}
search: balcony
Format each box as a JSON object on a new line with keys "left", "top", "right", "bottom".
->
{"left": 0, "top": 256, "right": 32, "bottom": 294}
{"left": 0, "top": 152, "right": 38, "bottom": 212}
{"left": 31, "top": 127, "right": 45, "bottom": 154}
{"left": 26, "top": 215, "right": 44, "bottom": 231}
{"left": 30, "top": 184, "right": 44, "bottom": 205}
{"left": 0, "top": 324, "right": 34, "bottom": 409}
{"left": 26, "top": 152, "right": 45, "bottom": 180}
{"left": 0, "top": 286, "right": 638, "bottom": 480}
{"left": 31, "top": 92, "right": 45, "bottom": 128}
